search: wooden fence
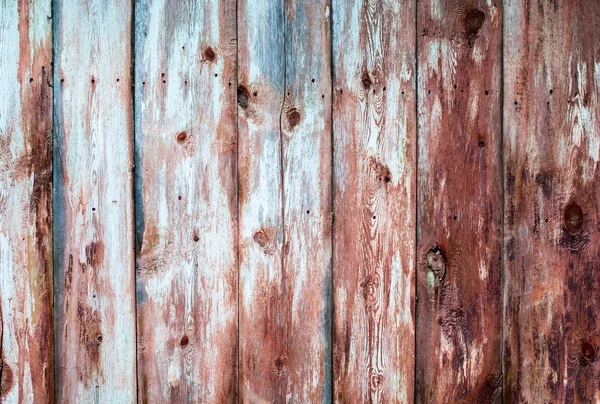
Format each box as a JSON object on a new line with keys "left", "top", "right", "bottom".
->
{"left": 1, "top": 0, "right": 599, "bottom": 402}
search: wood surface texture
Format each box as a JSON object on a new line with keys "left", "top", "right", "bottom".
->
{"left": 237, "top": 0, "right": 332, "bottom": 401}
{"left": 503, "top": 0, "right": 600, "bottom": 402}
{"left": 53, "top": 0, "right": 136, "bottom": 401}
{"left": 134, "top": 0, "right": 238, "bottom": 402}
{"left": 332, "top": 0, "right": 416, "bottom": 402}
{"left": 0, "top": 1, "right": 599, "bottom": 403}
{"left": 416, "top": 0, "right": 503, "bottom": 402}
{"left": 0, "top": 0, "right": 53, "bottom": 402}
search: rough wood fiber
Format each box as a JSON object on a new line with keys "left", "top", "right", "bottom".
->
{"left": 0, "top": 0, "right": 53, "bottom": 402}
{"left": 504, "top": 1, "right": 600, "bottom": 402}
{"left": 53, "top": 0, "right": 136, "bottom": 401}
{"left": 416, "top": 0, "right": 502, "bottom": 402}
{"left": 238, "top": 0, "right": 333, "bottom": 401}
{"left": 332, "top": 0, "right": 416, "bottom": 401}
{"left": 134, "top": 0, "right": 238, "bottom": 401}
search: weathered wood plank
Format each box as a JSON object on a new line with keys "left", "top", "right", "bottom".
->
{"left": 238, "top": 0, "right": 333, "bottom": 400}
{"left": 504, "top": 1, "right": 600, "bottom": 402}
{"left": 134, "top": 0, "right": 238, "bottom": 401}
{"left": 0, "top": 0, "right": 53, "bottom": 402}
{"left": 332, "top": 0, "right": 416, "bottom": 401}
{"left": 416, "top": 0, "right": 502, "bottom": 401}
{"left": 53, "top": 1, "right": 136, "bottom": 401}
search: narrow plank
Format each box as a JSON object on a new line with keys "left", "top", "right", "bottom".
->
{"left": 504, "top": 1, "right": 600, "bottom": 402}
{"left": 53, "top": 1, "right": 136, "bottom": 401}
{"left": 0, "top": 0, "right": 53, "bottom": 402}
{"left": 134, "top": 0, "right": 238, "bottom": 401}
{"left": 238, "top": 0, "right": 333, "bottom": 400}
{"left": 416, "top": 0, "right": 502, "bottom": 401}
{"left": 332, "top": 0, "right": 416, "bottom": 401}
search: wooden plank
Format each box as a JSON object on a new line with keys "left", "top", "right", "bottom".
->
{"left": 0, "top": 0, "right": 53, "bottom": 402}
{"left": 504, "top": 1, "right": 600, "bottom": 402}
{"left": 134, "top": 0, "right": 238, "bottom": 401}
{"left": 416, "top": 0, "right": 502, "bottom": 401}
{"left": 53, "top": 1, "right": 136, "bottom": 401}
{"left": 238, "top": 0, "right": 333, "bottom": 400}
{"left": 332, "top": 0, "right": 416, "bottom": 401}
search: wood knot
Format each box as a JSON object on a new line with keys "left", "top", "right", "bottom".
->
{"left": 176, "top": 131, "right": 188, "bottom": 144}
{"left": 361, "top": 70, "right": 373, "bottom": 89}
{"left": 360, "top": 273, "right": 381, "bottom": 308}
{"left": 581, "top": 340, "right": 596, "bottom": 362}
{"left": 535, "top": 173, "right": 546, "bottom": 184}
{"left": 273, "top": 356, "right": 289, "bottom": 377}
{"left": 287, "top": 109, "right": 301, "bottom": 127}
{"left": 0, "top": 358, "right": 14, "bottom": 397}
{"left": 203, "top": 47, "right": 216, "bottom": 62}
{"left": 369, "top": 372, "right": 384, "bottom": 391}
{"left": 563, "top": 203, "right": 583, "bottom": 234}
{"left": 180, "top": 334, "right": 190, "bottom": 347}
{"left": 237, "top": 85, "right": 250, "bottom": 109}
{"left": 253, "top": 228, "right": 276, "bottom": 255}
{"left": 426, "top": 245, "right": 446, "bottom": 280}
{"left": 464, "top": 9, "right": 485, "bottom": 36}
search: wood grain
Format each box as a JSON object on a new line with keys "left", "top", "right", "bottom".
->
{"left": 238, "top": 0, "right": 333, "bottom": 401}
{"left": 0, "top": 0, "right": 53, "bottom": 402}
{"left": 134, "top": 0, "right": 238, "bottom": 401}
{"left": 416, "top": 0, "right": 503, "bottom": 402}
{"left": 53, "top": 0, "right": 136, "bottom": 401}
{"left": 504, "top": 0, "right": 600, "bottom": 402}
{"left": 332, "top": 0, "right": 416, "bottom": 401}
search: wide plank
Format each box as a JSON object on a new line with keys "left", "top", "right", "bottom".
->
{"left": 0, "top": 0, "right": 53, "bottom": 402}
{"left": 238, "top": 0, "right": 333, "bottom": 401}
{"left": 53, "top": 1, "right": 136, "bottom": 401}
{"left": 416, "top": 0, "right": 503, "bottom": 401}
{"left": 134, "top": 0, "right": 238, "bottom": 401}
{"left": 332, "top": 0, "right": 417, "bottom": 401}
{"left": 504, "top": 0, "right": 600, "bottom": 402}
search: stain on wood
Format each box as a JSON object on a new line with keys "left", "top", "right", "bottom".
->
{"left": 503, "top": 0, "right": 600, "bottom": 402}
{"left": 416, "top": 0, "right": 503, "bottom": 402}
{"left": 332, "top": 0, "right": 417, "bottom": 401}
{"left": 0, "top": 0, "right": 54, "bottom": 402}
{"left": 238, "top": 0, "right": 333, "bottom": 401}
{"left": 53, "top": 0, "right": 136, "bottom": 401}
{"left": 134, "top": 0, "right": 238, "bottom": 401}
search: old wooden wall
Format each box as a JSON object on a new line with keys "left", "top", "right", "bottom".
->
{"left": 1, "top": 0, "right": 599, "bottom": 403}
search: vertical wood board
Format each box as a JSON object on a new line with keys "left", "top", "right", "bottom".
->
{"left": 0, "top": 0, "right": 53, "bottom": 402}
{"left": 134, "top": 0, "right": 238, "bottom": 401}
{"left": 332, "top": 0, "right": 417, "bottom": 401}
{"left": 53, "top": 0, "right": 136, "bottom": 401}
{"left": 416, "top": 0, "right": 503, "bottom": 401}
{"left": 504, "top": 0, "right": 600, "bottom": 402}
{"left": 238, "top": 0, "right": 333, "bottom": 401}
